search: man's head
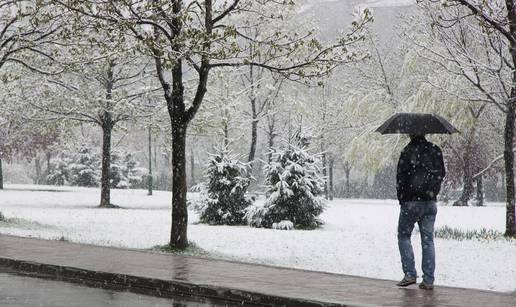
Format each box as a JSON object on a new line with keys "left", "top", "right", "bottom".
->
{"left": 409, "top": 134, "right": 426, "bottom": 141}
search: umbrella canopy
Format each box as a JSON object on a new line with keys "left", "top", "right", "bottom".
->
{"left": 376, "top": 113, "right": 459, "bottom": 135}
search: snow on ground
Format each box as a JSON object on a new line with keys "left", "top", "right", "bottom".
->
{"left": 0, "top": 184, "right": 515, "bottom": 293}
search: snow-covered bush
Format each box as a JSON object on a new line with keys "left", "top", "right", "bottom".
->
{"left": 245, "top": 145, "right": 326, "bottom": 229}
{"left": 193, "top": 147, "right": 253, "bottom": 225}
{"left": 47, "top": 154, "right": 71, "bottom": 185}
{"left": 46, "top": 147, "right": 145, "bottom": 189}
{"left": 109, "top": 151, "right": 124, "bottom": 188}
{"left": 110, "top": 152, "right": 146, "bottom": 189}
{"left": 124, "top": 153, "right": 146, "bottom": 189}
{"left": 68, "top": 145, "right": 100, "bottom": 187}
{"left": 272, "top": 220, "right": 294, "bottom": 230}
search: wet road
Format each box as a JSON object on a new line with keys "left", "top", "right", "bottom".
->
{"left": 0, "top": 273, "right": 238, "bottom": 307}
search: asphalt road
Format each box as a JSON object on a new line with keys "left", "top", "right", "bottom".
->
{"left": 0, "top": 273, "right": 237, "bottom": 307}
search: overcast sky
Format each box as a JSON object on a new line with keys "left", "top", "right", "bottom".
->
{"left": 303, "top": 0, "right": 415, "bottom": 8}
{"left": 363, "top": 0, "right": 415, "bottom": 7}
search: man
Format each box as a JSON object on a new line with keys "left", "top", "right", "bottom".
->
{"left": 396, "top": 134, "right": 445, "bottom": 290}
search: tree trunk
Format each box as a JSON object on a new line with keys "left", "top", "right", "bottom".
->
{"left": 329, "top": 157, "right": 334, "bottom": 201}
{"left": 266, "top": 114, "right": 276, "bottom": 163}
{"left": 454, "top": 169, "right": 474, "bottom": 206}
{"left": 45, "top": 151, "right": 52, "bottom": 185}
{"left": 247, "top": 47, "right": 259, "bottom": 167}
{"left": 0, "top": 158, "right": 3, "bottom": 190}
{"left": 162, "top": 0, "right": 211, "bottom": 248}
{"left": 248, "top": 102, "right": 258, "bottom": 164}
{"left": 344, "top": 162, "right": 351, "bottom": 197}
{"left": 267, "top": 133, "right": 274, "bottom": 163}
{"left": 165, "top": 149, "right": 171, "bottom": 167}
{"left": 321, "top": 151, "right": 328, "bottom": 199}
{"left": 35, "top": 157, "right": 42, "bottom": 185}
{"left": 503, "top": 96, "right": 516, "bottom": 237}
{"left": 454, "top": 127, "right": 476, "bottom": 206}
{"left": 99, "top": 124, "right": 113, "bottom": 207}
{"left": 223, "top": 118, "right": 229, "bottom": 148}
{"left": 476, "top": 175, "right": 484, "bottom": 207}
{"left": 505, "top": 0, "right": 516, "bottom": 236}
{"left": 501, "top": 173, "right": 506, "bottom": 202}
{"left": 148, "top": 126, "right": 153, "bottom": 196}
{"left": 190, "top": 146, "right": 195, "bottom": 187}
{"left": 154, "top": 144, "right": 158, "bottom": 172}
{"left": 99, "top": 60, "right": 115, "bottom": 208}
{"left": 170, "top": 121, "right": 188, "bottom": 248}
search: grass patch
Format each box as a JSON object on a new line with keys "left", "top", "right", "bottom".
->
{"left": 150, "top": 242, "right": 210, "bottom": 257}
{"left": 98, "top": 203, "right": 122, "bottom": 209}
{"left": 55, "top": 235, "right": 68, "bottom": 242}
{"left": 0, "top": 215, "right": 55, "bottom": 230}
{"left": 434, "top": 226, "right": 506, "bottom": 241}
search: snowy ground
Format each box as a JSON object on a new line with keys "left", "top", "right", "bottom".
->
{"left": 0, "top": 184, "right": 515, "bottom": 293}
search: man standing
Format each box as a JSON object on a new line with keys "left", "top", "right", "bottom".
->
{"left": 396, "top": 134, "right": 445, "bottom": 290}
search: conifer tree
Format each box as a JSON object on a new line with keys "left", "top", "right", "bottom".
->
{"left": 246, "top": 143, "right": 326, "bottom": 229}
{"left": 194, "top": 147, "right": 252, "bottom": 225}
{"left": 68, "top": 145, "right": 100, "bottom": 187}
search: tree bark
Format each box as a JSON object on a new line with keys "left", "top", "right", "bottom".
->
{"left": 503, "top": 95, "right": 516, "bottom": 236}
{"left": 35, "top": 157, "right": 42, "bottom": 184}
{"left": 148, "top": 126, "right": 153, "bottom": 196}
{"left": 246, "top": 41, "right": 259, "bottom": 166}
{"left": 505, "top": 0, "right": 516, "bottom": 237}
{"left": 165, "top": 1, "right": 191, "bottom": 246}
{"left": 154, "top": 144, "right": 158, "bottom": 172}
{"left": 190, "top": 146, "right": 195, "bottom": 187}
{"left": 454, "top": 127, "right": 476, "bottom": 206}
{"left": 45, "top": 151, "right": 51, "bottom": 185}
{"left": 170, "top": 120, "right": 188, "bottom": 248}
{"left": 223, "top": 116, "right": 229, "bottom": 148}
{"left": 99, "top": 60, "right": 115, "bottom": 208}
{"left": 320, "top": 87, "right": 328, "bottom": 199}
{"left": 329, "top": 157, "right": 334, "bottom": 201}
{"left": 248, "top": 98, "right": 258, "bottom": 164}
{"left": 476, "top": 175, "right": 484, "bottom": 206}
{"left": 321, "top": 151, "right": 328, "bottom": 199}
{"left": 266, "top": 114, "right": 276, "bottom": 163}
{"left": 344, "top": 162, "right": 351, "bottom": 197}
{"left": 99, "top": 124, "right": 113, "bottom": 207}
{"left": 0, "top": 158, "right": 3, "bottom": 190}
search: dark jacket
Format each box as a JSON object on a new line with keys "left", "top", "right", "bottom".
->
{"left": 396, "top": 137, "right": 445, "bottom": 203}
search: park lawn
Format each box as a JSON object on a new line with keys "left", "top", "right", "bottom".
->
{"left": 0, "top": 184, "right": 515, "bottom": 293}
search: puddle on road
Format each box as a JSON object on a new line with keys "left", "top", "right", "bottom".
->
{"left": 0, "top": 272, "right": 241, "bottom": 307}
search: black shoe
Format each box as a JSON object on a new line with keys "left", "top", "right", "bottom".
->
{"left": 396, "top": 276, "right": 417, "bottom": 287}
{"left": 419, "top": 281, "right": 434, "bottom": 290}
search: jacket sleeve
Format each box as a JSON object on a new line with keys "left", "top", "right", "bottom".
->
{"left": 436, "top": 146, "right": 445, "bottom": 181}
{"left": 396, "top": 148, "right": 410, "bottom": 202}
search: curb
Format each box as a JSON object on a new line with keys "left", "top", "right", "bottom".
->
{"left": 0, "top": 257, "right": 352, "bottom": 307}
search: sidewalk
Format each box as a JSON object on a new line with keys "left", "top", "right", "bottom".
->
{"left": 0, "top": 235, "right": 515, "bottom": 307}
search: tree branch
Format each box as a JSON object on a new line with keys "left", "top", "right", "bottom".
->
{"left": 453, "top": 0, "right": 515, "bottom": 43}
{"left": 213, "top": 0, "right": 240, "bottom": 24}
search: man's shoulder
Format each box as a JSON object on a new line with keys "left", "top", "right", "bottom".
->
{"left": 404, "top": 139, "right": 442, "bottom": 153}
{"left": 426, "top": 141, "right": 443, "bottom": 153}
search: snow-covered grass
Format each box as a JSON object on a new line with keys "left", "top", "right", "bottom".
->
{"left": 0, "top": 184, "right": 515, "bottom": 293}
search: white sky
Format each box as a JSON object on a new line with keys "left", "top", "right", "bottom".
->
{"left": 304, "top": 0, "right": 415, "bottom": 8}
{"left": 364, "top": 0, "right": 415, "bottom": 7}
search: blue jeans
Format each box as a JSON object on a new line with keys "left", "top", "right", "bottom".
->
{"left": 398, "top": 201, "right": 437, "bottom": 284}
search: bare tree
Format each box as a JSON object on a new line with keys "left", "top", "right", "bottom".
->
{"left": 28, "top": 20, "right": 155, "bottom": 207}
{"left": 0, "top": 0, "right": 62, "bottom": 188}
{"left": 417, "top": 0, "right": 516, "bottom": 236}
{"left": 56, "top": 0, "right": 371, "bottom": 248}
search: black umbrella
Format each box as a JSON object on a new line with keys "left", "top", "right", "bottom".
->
{"left": 376, "top": 113, "right": 459, "bottom": 135}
